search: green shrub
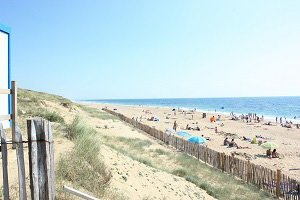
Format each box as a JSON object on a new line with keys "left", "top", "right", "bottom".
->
{"left": 172, "top": 169, "right": 187, "bottom": 177}
{"left": 41, "top": 111, "right": 65, "bottom": 123}
{"left": 154, "top": 149, "right": 170, "bottom": 156}
{"left": 65, "top": 116, "right": 95, "bottom": 140}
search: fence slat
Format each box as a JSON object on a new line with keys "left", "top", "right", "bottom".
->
{"left": 15, "top": 125, "right": 27, "bottom": 199}
{"left": 27, "top": 120, "right": 39, "bottom": 199}
{"left": 0, "top": 123, "right": 9, "bottom": 200}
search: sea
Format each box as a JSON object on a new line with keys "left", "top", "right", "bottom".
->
{"left": 83, "top": 97, "right": 300, "bottom": 123}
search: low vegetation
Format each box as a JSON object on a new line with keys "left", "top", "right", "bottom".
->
{"left": 103, "top": 135, "right": 274, "bottom": 200}
{"left": 78, "top": 104, "right": 118, "bottom": 120}
{"left": 18, "top": 89, "right": 66, "bottom": 123}
{"left": 56, "top": 117, "right": 111, "bottom": 199}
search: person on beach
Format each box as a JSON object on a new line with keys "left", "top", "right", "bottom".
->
{"left": 272, "top": 149, "right": 279, "bottom": 158}
{"left": 280, "top": 117, "right": 282, "bottom": 124}
{"left": 210, "top": 116, "right": 216, "bottom": 122}
{"left": 215, "top": 127, "right": 218, "bottom": 133}
{"left": 266, "top": 149, "right": 271, "bottom": 158}
{"left": 224, "top": 138, "right": 229, "bottom": 146}
{"left": 276, "top": 117, "right": 278, "bottom": 123}
{"left": 229, "top": 139, "right": 237, "bottom": 147}
{"left": 173, "top": 121, "right": 178, "bottom": 131}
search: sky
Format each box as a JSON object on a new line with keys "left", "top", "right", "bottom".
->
{"left": 0, "top": 1, "right": 299, "bottom": 99}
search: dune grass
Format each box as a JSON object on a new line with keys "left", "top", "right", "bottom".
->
{"left": 78, "top": 104, "right": 118, "bottom": 120}
{"left": 154, "top": 148, "right": 170, "bottom": 156}
{"left": 103, "top": 136, "right": 154, "bottom": 167}
{"left": 56, "top": 117, "right": 112, "bottom": 199}
{"left": 18, "top": 89, "right": 65, "bottom": 123}
{"left": 102, "top": 135, "right": 275, "bottom": 200}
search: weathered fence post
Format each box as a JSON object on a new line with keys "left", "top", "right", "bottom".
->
{"left": 0, "top": 123, "right": 9, "bottom": 200}
{"left": 247, "top": 160, "right": 251, "bottom": 183}
{"left": 27, "top": 118, "right": 55, "bottom": 200}
{"left": 15, "top": 125, "right": 27, "bottom": 199}
{"left": 11, "top": 81, "right": 17, "bottom": 149}
{"left": 276, "top": 169, "right": 281, "bottom": 198}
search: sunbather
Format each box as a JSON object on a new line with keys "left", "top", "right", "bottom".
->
{"left": 224, "top": 137, "right": 229, "bottom": 146}
{"left": 272, "top": 149, "right": 279, "bottom": 158}
{"left": 266, "top": 149, "right": 271, "bottom": 158}
{"left": 229, "top": 139, "right": 237, "bottom": 147}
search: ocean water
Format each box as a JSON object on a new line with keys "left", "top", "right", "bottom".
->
{"left": 83, "top": 97, "right": 300, "bottom": 122}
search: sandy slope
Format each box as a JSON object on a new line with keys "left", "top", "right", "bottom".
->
{"left": 102, "top": 145, "right": 214, "bottom": 200}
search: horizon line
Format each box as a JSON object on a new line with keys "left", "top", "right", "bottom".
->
{"left": 79, "top": 95, "right": 300, "bottom": 101}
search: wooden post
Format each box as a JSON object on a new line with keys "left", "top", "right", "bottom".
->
{"left": 247, "top": 160, "right": 251, "bottom": 183}
{"left": 27, "top": 118, "right": 55, "bottom": 200}
{"left": 0, "top": 123, "right": 9, "bottom": 200}
{"left": 11, "top": 81, "right": 17, "bottom": 149}
{"left": 15, "top": 125, "right": 27, "bottom": 199}
{"left": 27, "top": 120, "right": 39, "bottom": 200}
{"left": 276, "top": 169, "right": 281, "bottom": 198}
{"left": 204, "top": 147, "right": 207, "bottom": 164}
{"left": 221, "top": 153, "right": 225, "bottom": 172}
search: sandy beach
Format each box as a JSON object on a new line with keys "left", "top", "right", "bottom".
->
{"left": 89, "top": 103, "right": 300, "bottom": 181}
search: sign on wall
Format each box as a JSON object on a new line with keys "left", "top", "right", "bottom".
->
{"left": 0, "top": 24, "right": 11, "bottom": 129}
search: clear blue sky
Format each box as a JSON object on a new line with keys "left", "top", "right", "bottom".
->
{"left": 1, "top": 1, "right": 299, "bottom": 99}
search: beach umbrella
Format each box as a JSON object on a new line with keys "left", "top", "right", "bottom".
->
{"left": 261, "top": 142, "right": 278, "bottom": 149}
{"left": 188, "top": 136, "right": 207, "bottom": 144}
{"left": 176, "top": 131, "right": 191, "bottom": 138}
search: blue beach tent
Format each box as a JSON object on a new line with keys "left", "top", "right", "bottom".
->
{"left": 176, "top": 131, "right": 191, "bottom": 138}
{"left": 188, "top": 136, "right": 207, "bottom": 144}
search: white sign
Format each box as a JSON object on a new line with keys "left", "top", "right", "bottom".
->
{"left": 0, "top": 26, "right": 10, "bottom": 129}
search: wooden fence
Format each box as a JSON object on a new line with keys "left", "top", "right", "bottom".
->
{"left": 104, "top": 108, "right": 300, "bottom": 199}
{"left": 0, "top": 118, "right": 55, "bottom": 199}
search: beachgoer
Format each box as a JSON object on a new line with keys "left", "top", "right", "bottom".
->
{"left": 229, "top": 139, "right": 237, "bottom": 147}
{"left": 173, "top": 121, "right": 178, "bottom": 131}
{"left": 224, "top": 138, "right": 229, "bottom": 146}
{"left": 215, "top": 127, "right": 218, "bottom": 133}
{"left": 266, "top": 149, "right": 271, "bottom": 158}
{"left": 251, "top": 137, "right": 257, "bottom": 144}
{"left": 272, "top": 149, "right": 279, "bottom": 158}
{"left": 186, "top": 124, "right": 190, "bottom": 130}
{"left": 280, "top": 117, "right": 282, "bottom": 124}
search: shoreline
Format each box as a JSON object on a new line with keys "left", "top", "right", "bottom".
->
{"left": 80, "top": 101, "right": 300, "bottom": 124}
